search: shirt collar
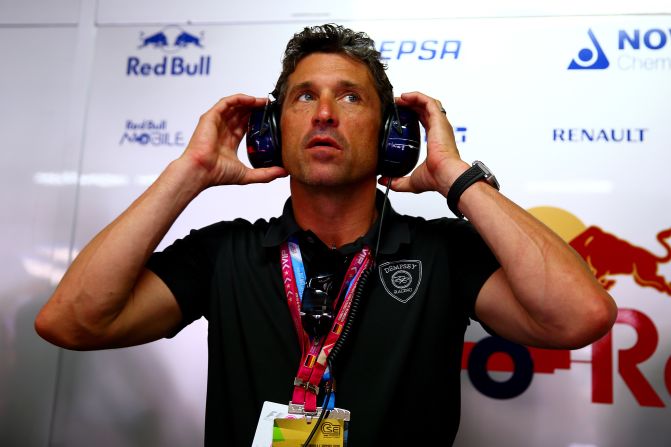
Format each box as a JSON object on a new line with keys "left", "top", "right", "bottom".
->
{"left": 262, "top": 189, "right": 410, "bottom": 255}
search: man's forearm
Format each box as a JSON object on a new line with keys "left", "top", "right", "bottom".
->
{"left": 459, "top": 182, "right": 617, "bottom": 348}
{"left": 35, "top": 158, "right": 206, "bottom": 347}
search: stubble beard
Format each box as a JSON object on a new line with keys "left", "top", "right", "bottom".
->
{"left": 289, "top": 154, "right": 378, "bottom": 192}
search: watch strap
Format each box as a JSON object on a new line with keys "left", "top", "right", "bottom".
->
{"left": 446, "top": 165, "right": 486, "bottom": 218}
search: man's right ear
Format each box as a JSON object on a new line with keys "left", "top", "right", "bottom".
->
{"left": 246, "top": 101, "right": 283, "bottom": 168}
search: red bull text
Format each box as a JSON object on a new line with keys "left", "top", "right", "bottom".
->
{"left": 129, "top": 27, "right": 211, "bottom": 77}
{"left": 126, "top": 55, "right": 211, "bottom": 77}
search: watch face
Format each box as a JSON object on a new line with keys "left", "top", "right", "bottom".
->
{"left": 473, "top": 160, "right": 500, "bottom": 190}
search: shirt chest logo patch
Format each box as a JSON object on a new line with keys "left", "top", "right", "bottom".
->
{"left": 378, "top": 260, "right": 422, "bottom": 303}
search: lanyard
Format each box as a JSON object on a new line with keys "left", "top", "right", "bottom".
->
{"left": 280, "top": 238, "right": 372, "bottom": 414}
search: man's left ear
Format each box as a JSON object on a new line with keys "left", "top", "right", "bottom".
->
{"left": 377, "top": 105, "right": 421, "bottom": 177}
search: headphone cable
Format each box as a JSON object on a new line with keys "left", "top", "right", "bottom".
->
{"left": 302, "top": 179, "right": 389, "bottom": 447}
{"left": 374, "top": 177, "right": 393, "bottom": 262}
{"left": 301, "top": 264, "right": 373, "bottom": 447}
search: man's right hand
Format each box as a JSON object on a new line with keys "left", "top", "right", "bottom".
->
{"left": 35, "top": 94, "right": 287, "bottom": 350}
{"left": 179, "top": 94, "right": 287, "bottom": 190}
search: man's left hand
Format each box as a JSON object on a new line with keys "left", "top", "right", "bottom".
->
{"left": 378, "top": 91, "right": 470, "bottom": 197}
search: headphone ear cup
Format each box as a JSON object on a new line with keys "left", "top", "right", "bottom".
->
{"left": 246, "top": 102, "right": 283, "bottom": 168}
{"left": 378, "top": 106, "right": 421, "bottom": 177}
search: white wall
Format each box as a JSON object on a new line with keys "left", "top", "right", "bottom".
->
{"left": 1, "top": 1, "right": 670, "bottom": 446}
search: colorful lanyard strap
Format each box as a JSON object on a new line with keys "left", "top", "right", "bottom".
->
{"left": 280, "top": 237, "right": 372, "bottom": 414}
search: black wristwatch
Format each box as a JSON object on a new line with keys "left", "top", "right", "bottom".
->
{"left": 446, "top": 160, "right": 500, "bottom": 219}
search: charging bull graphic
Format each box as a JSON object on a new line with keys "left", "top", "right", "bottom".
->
{"left": 174, "top": 31, "right": 203, "bottom": 48}
{"left": 462, "top": 206, "right": 671, "bottom": 406}
{"left": 138, "top": 31, "right": 168, "bottom": 49}
{"left": 569, "top": 225, "right": 671, "bottom": 295}
{"left": 137, "top": 26, "right": 204, "bottom": 52}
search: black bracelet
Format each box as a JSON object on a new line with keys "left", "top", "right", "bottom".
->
{"left": 446, "top": 166, "right": 485, "bottom": 218}
{"left": 446, "top": 161, "right": 500, "bottom": 219}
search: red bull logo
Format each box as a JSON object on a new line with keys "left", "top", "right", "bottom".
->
{"left": 461, "top": 206, "right": 671, "bottom": 408}
{"left": 138, "top": 31, "right": 168, "bottom": 49}
{"left": 570, "top": 225, "right": 671, "bottom": 295}
{"left": 128, "top": 25, "right": 211, "bottom": 77}
{"left": 137, "top": 25, "right": 204, "bottom": 53}
{"left": 138, "top": 30, "right": 204, "bottom": 50}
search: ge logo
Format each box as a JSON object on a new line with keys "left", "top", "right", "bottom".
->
{"left": 391, "top": 270, "right": 412, "bottom": 289}
{"left": 320, "top": 421, "right": 341, "bottom": 437}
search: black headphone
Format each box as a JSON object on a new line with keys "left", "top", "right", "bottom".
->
{"left": 246, "top": 101, "right": 421, "bottom": 178}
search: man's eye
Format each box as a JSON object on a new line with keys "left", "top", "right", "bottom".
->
{"left": 297, "top": 93, "right": 314, "bottom": 102}
{"left": 344, "top": 94, "right": 360, "bottom": 103}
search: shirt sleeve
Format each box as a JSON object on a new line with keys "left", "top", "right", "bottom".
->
{"left": 145, "top": 224, "right": 221, "bottom": 333}
{"left": 445, "top": 219, "right": 500, "bottom": 324}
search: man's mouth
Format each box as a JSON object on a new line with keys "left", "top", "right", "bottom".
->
{"left": 306, "top": 135, "right": 343, "bottom": 150}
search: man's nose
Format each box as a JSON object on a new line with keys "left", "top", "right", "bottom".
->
{"left": 313, "top": 98, "right": 338, "bottom": 126}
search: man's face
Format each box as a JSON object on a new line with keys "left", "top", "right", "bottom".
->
{"left": 280, "top": 52, "right": 382, "bottom": 188}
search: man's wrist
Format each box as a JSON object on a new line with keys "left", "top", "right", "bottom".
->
{"left": 162, "top": 157, "right": 211, "bottom": 198}
{"left": 436, "top": 160, "right": 471, "bottom": 197}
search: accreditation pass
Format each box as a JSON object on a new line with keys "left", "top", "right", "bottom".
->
{"left": 252, "top": 401, "right": 350, "bottom": 447}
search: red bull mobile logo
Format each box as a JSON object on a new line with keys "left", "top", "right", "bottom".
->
{"left": 461, "top": 206, "right": 671, "bottom": 407}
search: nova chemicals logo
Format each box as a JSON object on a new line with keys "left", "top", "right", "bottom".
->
{"left": 119, "top": 120, "right": 185, "bottom": 147}
{"left": 568, "top": 29, "right": 610, "bottom": 70}
{"left": 127, "top": 25, "right": 211, "bottom": 77}
{"left": 569, "top": 27, "right": 671, "bottom": 71}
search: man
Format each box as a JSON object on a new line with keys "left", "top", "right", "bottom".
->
{"left": 36, "top": 24, "right": 616, "bottom": 445}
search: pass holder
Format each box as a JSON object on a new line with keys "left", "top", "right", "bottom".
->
{"left": 252, "top": 401, "right": 350, "bottom": 447}
{"left": 288, "top": 403, "right": 351, "bottom": 421}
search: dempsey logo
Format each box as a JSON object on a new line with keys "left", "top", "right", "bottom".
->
{"left": 378, "top": 260, "right": 422, "bottom": 303}
{"left": 568, "top": 29, "right": 610, "bottom": 70}
{"left": 127, "top": 25, "right": 211, "bottom": 77}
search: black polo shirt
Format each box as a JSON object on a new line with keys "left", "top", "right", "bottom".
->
{"left": 147, "top": 191, "right": 499, "bottom": 446}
